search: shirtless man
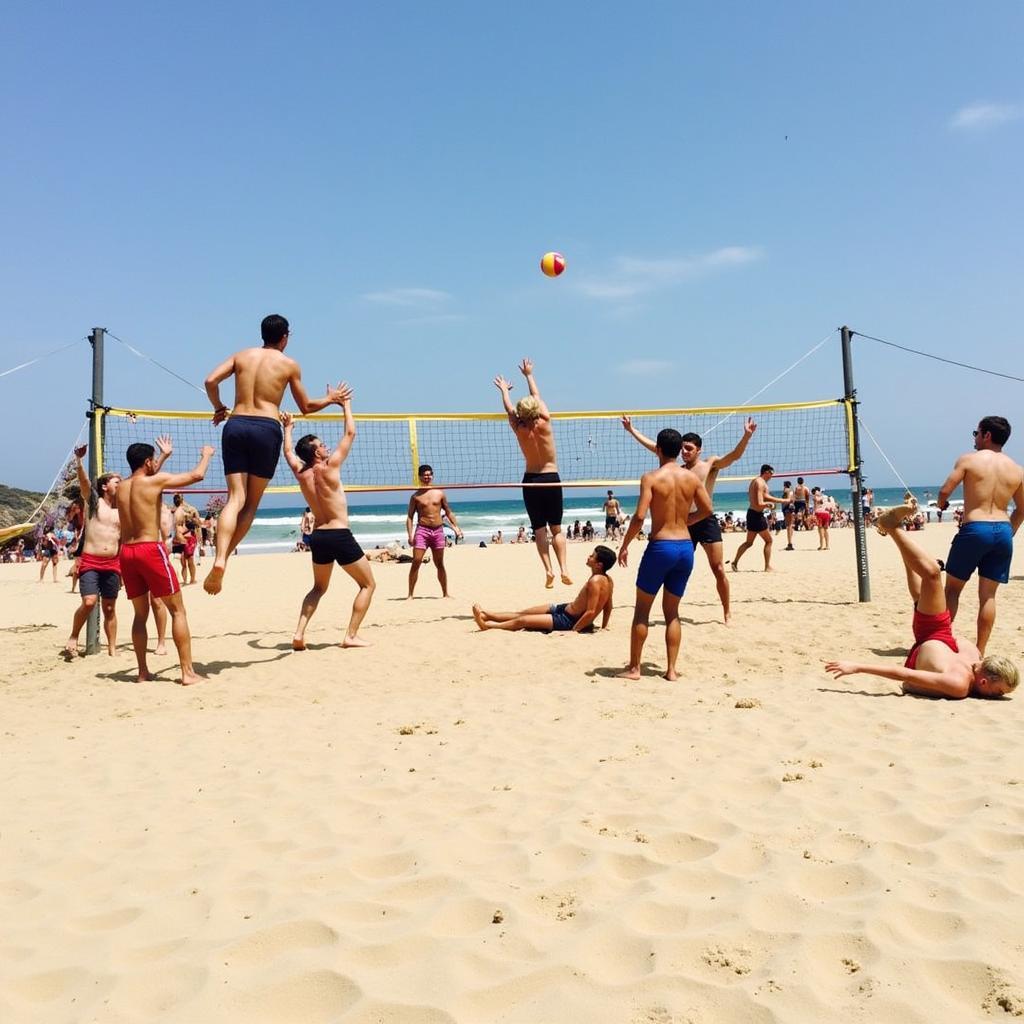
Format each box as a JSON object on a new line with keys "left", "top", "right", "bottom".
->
{"left": 825, "top": 503, "right": 1018, "bottom": 699}
{"left": 603, "top": 490, "right": 622, "bottom": 541}
{"left": 62, "top": 441, "right": 167, "bottom": 658}
{"left": 150, "top": 499, "right": 174, "bottom": 656}
{"left": 494, "top": 358, "right": 571, "bottom": 588}
{"left": 937, "top": 416, "right": 1024, "bottom": 654}
{"left": 616, "top": 429, "right": 713, "bottom": 680}
{"left": 203, "top": 313, "right": 349, "bottom": 594}
{"left": 171, "top": 493, "right": 198, "bottom": 584}
{"left": 281, "top": 395, "right": 376, "bottom": 651}
{"left": 731, "top": 465, "right": 781, "bottom": 572}
{"left": 37, "top": 528, "right": 59, "bottom": 583}
{"left": 811, "top": 486, "right": 831, "bottom": 550}
{"left": 299, "top": 507, "right": 316, "bottom": 551}
{"left": 118, "top": 440, "right": 214, "bottom": 685}
{"left": 623, "top": 415, "right": 755, "bottom": 624}
{"left": 406, "top": 464, "right": 463, "bottom": 598}
{"left": 793, "top": 477, "right": 811, "bottom": 531}
{"left": 473, "top": 546, "right": 615, "bottom": 633}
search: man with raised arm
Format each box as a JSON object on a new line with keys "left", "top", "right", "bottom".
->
{"left": 825, "top": 503, "right": 1018, "bottom": 699}
{"left": 281, "top": 392, "right": 376, "bottom": 652}
{"left": 406, "top": 464, "right": 463, "bottom": 599}
{"left": 494, "top": 358, "right": 571, "bottom": 589}
{"left": 473, "top": 546, "right": 615, "bottom": 633}
{"left": 616, "top": 428, "right": 713, "bottom": 681}
{"left": 937, "top": 415, "right": 1024, "bottom": 655}
{"left": 118, "top": 440, "right": 214, "bottom": 685}
{"left": 623, "top": 415, "right": 756, "bottom": 624}
{"left": 202, "top": 313, "right": 348, "bottom": 595}
{"left": 731, "top": 465, "right": 781, "bottom": 572}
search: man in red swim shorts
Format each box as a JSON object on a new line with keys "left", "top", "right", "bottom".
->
{"left": 117, "top": 439, "right": 214, "bottom": 685}
{"left": 405, "top": 464, "right": 463, "bottom": 599}
{"left": 825, "top": 504, "right": 1018, "bottom": 699}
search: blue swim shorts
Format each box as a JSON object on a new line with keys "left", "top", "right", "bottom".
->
{"left": 945, "top": 521, "right": 1013, "bottom": 584}
{"left": 222, "top": 414, "right": 283, "bottom": 480}
{"left": 548, "top": 603, "right": 580, "bottom": 631}
{"left": 636, "top": 539, "right": 695, "bottom": 597}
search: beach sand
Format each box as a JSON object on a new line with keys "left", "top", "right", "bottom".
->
{"left": 1, "top": 523, "right": 1022, "bottom": 1022}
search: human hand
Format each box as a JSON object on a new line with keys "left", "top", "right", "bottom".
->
{"left": 824, "top": 660, "right": 858, "bottom": 679}
{"left": 745, "top": 417, "right": 757, "bottom": 436}
{"left": 212, "top": 406, "right": 229, "bottom": 425}
{"left": 200, "top": 445, "right": 215, "bottom": 458}
{"left": 493, "top": 375, "right": 513, "bottom": 391}
{"left": 74, "top": 444, "right": 87, "bottom": 459}
{"left": 519, "top": 358, "right": 533, "bottom": 377}
{"left": 329, "top": 381, "right": 353, "bottom": 405}
{"left": 620, "top": 415, "right": 632, "bottom": 431}
{"left": 617, "top": 546, "right": 629, "bottom": 568}
{"left": 280, "top": 412, "right": 293, "bottom": 429}
{"left": 155, "top": 435, "right": 173, "bottom": 457}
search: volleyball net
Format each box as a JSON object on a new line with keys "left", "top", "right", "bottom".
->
{"left": 95, "top": 398, "right": 854, "bottom": 494}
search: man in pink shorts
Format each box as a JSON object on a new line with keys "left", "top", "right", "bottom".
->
{"left": 406, "top": 464, "right": 463, "bottom": 598}
{"left": 117, "top": 439, "right": 214, "bottom": 685}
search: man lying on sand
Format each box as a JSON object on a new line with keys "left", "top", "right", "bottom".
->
{"left": 825, "top": 503, "right": 1019, "bottom": 699}
{"left": 472, "top": 546, "right": 614, "bottom": 633}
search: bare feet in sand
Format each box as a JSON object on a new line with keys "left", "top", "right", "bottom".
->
{"left": 154, "top": 643, "right": 168, "bottom": 656}
{"left": 291, "top": 638, "right": 306, "bottom": 651}
{"left": 545, "top": 574, "right": 555, "bottom": 589}
{"left": 203, "top": 567, "right": 225, "bottom": 595}
{"left": 472, "top": 604, "right": 488, "bottom": 630}
{"left": 341, "top": 635, "right": 371, "bottom": 648}
{"left": 663, "top": 669, "right": 679, "bottom": 681}
{"left": 616, "top": 667, "right": 641, "bottom": 680}
{"left": 178, "top": 669, "right": 204, "bottom": 686}
{"left": 135, "top": 671, "right": 155, "bottom": 683}
{"left": 561, "top": 574, "right": 573, "bottom": 585}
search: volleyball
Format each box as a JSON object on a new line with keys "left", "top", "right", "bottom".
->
{"left": 540, "top": 252, "right": 566, "bottom": 277}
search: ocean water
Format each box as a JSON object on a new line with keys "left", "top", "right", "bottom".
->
{"left": 236, "top": 485, "right": 947, "bottom": 554}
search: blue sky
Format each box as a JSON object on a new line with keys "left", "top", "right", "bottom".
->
{"left": 2, "top": 2, "right": 1022, "bottom": 498}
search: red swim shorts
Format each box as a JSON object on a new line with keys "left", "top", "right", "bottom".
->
{"left": 905, "top": 608, "right": 959, "bottom": 669}
{"left": 120, "top": 541, "right": 181, "bottom": 600}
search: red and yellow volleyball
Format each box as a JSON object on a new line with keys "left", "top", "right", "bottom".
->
{"left": 540, "top": 251, "right": 566, "bottom": 277}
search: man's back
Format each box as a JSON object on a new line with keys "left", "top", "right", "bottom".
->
{"left": 960, "top": 450, "right": 1024, "bottom": 522}
{"left": 230, "top": 348, "right": 297, "bottom": 418}
{"left": 297, "top": 462, "right": 349, "bottom": 528}
{"left": 515, "top": 419, "right": 557, "bottom": 473}
{"left": 648, "top": 464, "right": 700, "bottom": 539}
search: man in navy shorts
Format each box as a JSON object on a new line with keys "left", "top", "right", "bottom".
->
{"left": 937, "top": 415, "right": 1024, "bottom": 654}
{"left": 616, "top": 429, "right": 713, "bottom": 681}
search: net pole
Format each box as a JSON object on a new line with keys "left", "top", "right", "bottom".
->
{"left": 86, "top": 327, "right": 105, "bottom": 654}
{"left": 841, "top": 325, "right": 870, "bottom": 602}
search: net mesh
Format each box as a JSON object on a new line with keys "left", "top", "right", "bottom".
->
{"left": 97, "top": 400, "right": 853, "bottom": 493}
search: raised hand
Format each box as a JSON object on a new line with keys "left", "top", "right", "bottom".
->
{"left": 155, "top": 435, "right": 173, "bottom": 457}
{"left": 620, "top": 415, "right": 632, "bottom": 431}
{"left": 74, "top": 444, "right": 87, "bottom": 459}
{"left": 493, "top": 375, "right": 513, "bottom": 391}
{"left": 200, "top": 445, "right": 215, "bottom": 458}
{"left": 328, "top": 381, "right": 353, "bottom": 405}
{"left": 745, "top": 417, "right": 757, "bottom": 436}
{"left": 279, "top": 411, "right": 294, "bottom": 430}
{"left": 518, "top": 358, "right": 534, "bottom": 377}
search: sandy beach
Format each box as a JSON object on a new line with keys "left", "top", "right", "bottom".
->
{"left": 1, "top": 522, "right": 1022, "bottom": 1023}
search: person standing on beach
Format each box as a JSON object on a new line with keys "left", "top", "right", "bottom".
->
{"left": 494, "top": 358, "right": 571, "bottom": 588}
{"left": 793, "top": 477, "right": 810, "bottom": 531}
{"left": 406, "top": 464, "right": 463, "bottom": 598}
{"left": 616, "top": 429, "right": 713, "bottom": 680}
{"left": 812, "top": 486, "right": 831, "bottom": 550}
{"left": 825, "top": 502, "right": 1018, "bottom": 699}
{"left": 622, "top": 415, "right": 755, "bottom": 624}
{"left": 780, "top": 481, "right": 796, "bottom": 550}
{"left": 202, "top": 313, "right": 349, "bottom": 595}
{"left": 171, "top": 493, "right": 198, "bottom": 585}
{"left": 299, "top": 507, "right": 316, "bottom": 551}
{"left": 118, "top": 440, "right": 214, "bottom": 685}
{"left": 281, "top": 397, "right": 376, "bottom": 651}
{"left": 731, "top": 465, "right": 781, "bottom": 572}
{"left": 603, "top": 490, "right": 622, "bottom": 540}
{"left": 937, "top": 416, "right": 1024, "bottom": 654}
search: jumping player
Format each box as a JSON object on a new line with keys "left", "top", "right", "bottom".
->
{"left": 406, "top": 464, "right": 463, "bottom": 598}
{"left": 731, "top": 465, "right": 781, "bottom": 572}
{"left": 281, "top": 395, "right": 376, "bottom": 651}
{"left": 825, "top": 503, "right": 1018, "bottom": 698}
{"left": 203, "top": 313, "right": 349, "bottom": 595}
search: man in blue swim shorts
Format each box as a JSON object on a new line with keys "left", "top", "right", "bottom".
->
{"left": 616, "top": 429, "right": 713, "bottom": 681}
{"left": 203, "top": 314, "right": 349, "bottom": 595}
{"left": 937, "top": 415, "right": 1024, "bottom": 654}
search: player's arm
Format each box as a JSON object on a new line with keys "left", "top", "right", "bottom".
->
{"left": 74, "top": 445, "right": 91, "bottom": 501}
{"left": 937, "top": 457, "right": 967, "bottom": 510}
{"left": 204, "top": 355, "right": 236, "bottom": 424}
{"left": 571, "top": 578, "right": 605, "bottom": 632}
{"left": 620, "top": 414, "right": 657, "bottom": 454}
{"left": 600, "top": 578, "right": 614, "bottom": 629}
{"left": 440, "top": 495, "right": 463, "bottom": 537}
{"left": 153, "top": 446, "right": 215, "bottom": 490}
{"left": 279, "top": 413, "right": 305, "bottom": 477}
{"left": 618, "top": 474, "right": 653, "bottom": 566}
{"left": 687, "top": 482, "right": 714, "bottom": 526}
{"left": 824, "top": 660, "right": 970, "bottom": 699}
{"left": 289, "top": 360, "right": 350, "bottom": 414}
{"left": 713, "top": 417, "right": 757, "bottom": 471}
{"left": 328, "top": 386, "right": 356, "bottom": 466}
{"left": 153, "top": 435, "right": 173, "bottom": 471}
{"left": 493, "top": 375, "right": 518, "bottom": 430}
{"left": 1009, "top": 473, "right": 1024, "bottom": 536}
{"left": 519, "top": 358, "right": 550, "bottom": 419}
{"left": 406, "top": 495, "right": 417, "bottom": 545}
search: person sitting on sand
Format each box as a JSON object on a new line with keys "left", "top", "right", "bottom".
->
{"left": 473, "top": 546, "right": 615, "bottom": 633}
{"left": 406, "top": 464, "right": 463, "bottom": 598}
{"left": 280, "top": 393, "right": 376, "bottom": 652}
{"left": 824, "top": 503, "right": 1018, "bottom": 699}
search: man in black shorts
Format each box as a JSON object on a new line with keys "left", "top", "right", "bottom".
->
{"left": 732, "top": 464, "right": 781, "bottom": 572}
{"left": 793, "top": 477, "right": 810, "bottom": 531}
{"left": 280, "top": 391, "right": 376, "bottom": 651}
{"left": 603, "top": 490, "right": 622, "bottom": 540}
{"left": 494, "top": 358, "right": 571, "bottom": 588}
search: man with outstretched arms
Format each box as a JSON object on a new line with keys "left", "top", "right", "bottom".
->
{"left": 825, "top": 503, "right": 1018, "bottom": 699}
{"left": 494, "top": 358, "right": 571, "bottom": 589}
{"left": 617, "top": 428, "right": 713, "bottom": 681}
{"left": 623, "top": 415, "right": 756, "bottom": 623}
{"left": 281, "top": 390, "right": 376, "bottom": 652}
{"left": 61, "top": 437, "right": 170, "bottom": 658}
{"left": 203, "top": 313, "right": 349, "bottom": 595}
{"left": 406, "top": 464, "right": 463, "bottom": 598}
{"left": 938, "top": 415, "right": 1024, "bottom": 654}
{"left": 118, "top": 440, "right": 214, "bottom": 685}
{"left": 731, "top": 464, "right": 780, "bottom": 572}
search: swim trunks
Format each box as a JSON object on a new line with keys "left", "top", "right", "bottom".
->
{"left": 548, "top": 602, "right": 582, "bottom": 632}
{"left": 945, "top": 521, "right": 1013, "bottom": 584}
{"left": 184, "top": 534, "right": 197, "bottom": 557}
{"left": 77, "top": 552, "right": 122, "bottom": 599}
{"left": 793, "top": 500, "right": 807, "bottom": 514}
{"left": 221, "top": 414, "right": 283, "bottom": 479}
{"left": 815, "top": 510, "right": 831, "bottom": 526}
{"left": 120, "top": 541, "right": 180, "bottom": 600}
{"left": 413, "top": 523, "right": 446, "bottom": 551}
{"left": 171, "top": 542, "right": 186, "bottom": 554}
{"left": 636, "top": 539, "right": 695, "bottom": 597}
{"left": 604, "top": 515, "right": 618, "bottom": 531}
{"left": 745, "top": 509, "right": 768, "bottom": 533}
{"left": 309, "top": 528, "right": 365, "bottom": 566}
{"left": 301, "top": 533, "right": 313, "bottom": 547}
{"left": 522, "top": 472, "right": 563, "bottom": 530}
{"left": 905, "top": 608, "right": 959, "bottom": 669}
{"left": 688, "top": 515, "right": 723, "bottom": 546}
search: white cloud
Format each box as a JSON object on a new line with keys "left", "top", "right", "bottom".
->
{"left": 949, "top": 102, "right": 1022, "bottom": 131}
{"left": 577, "top": 245, "right": 763, "bottom": 302}
{"left": 617, "top": 359, "right": 673, "bottom": 375}
{"left": 362, "top": 287, "right": 452, "bottom": 307}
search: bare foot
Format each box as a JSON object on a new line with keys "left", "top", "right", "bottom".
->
{"left": 342, "top": 635, "right": 371, "bottom": 648}
{"left": 178, "top": 669, "right": 204, "bottom": 686}
{"left": 616, "top": 667, "right": 642, "bottom": 680}
{"left": 730, "top": 561, "right": 739, "bottom": 572}
{"left": 472, "top": 604, "right": 489, "bottom": 630}
{"left": 61, "top": 643, "right": 81, "bottom": 661}
{"left": 406, "top": 594, "right": 414, "bottom": 600}
{"left": 875, "top": 504, "right": 917, "bottom": 536}
{"left": 135, "top": 670, "right": 155, "bottom": 683}
{"left": 561, "top": 574, "right": 573, "bottom": 585}
{"left": 663, "top": 669, "right": 679, "bottom": 681}
{"left": 203, "top": 566, "right": 225, "bottom": 595}
{"left": 545, "top": 574, "right": 555, "bottom": 589}
{"left": 723, "top": 612, "right": 731, "bottom": 627}
{"left": 154, "top": 643, "right": 168, "bottom": 656}
{"left": 107, "top": 645, "right": 116, "bottom": 657}
{"left": 291, "top": 638, "right": 306, "bottom": 651}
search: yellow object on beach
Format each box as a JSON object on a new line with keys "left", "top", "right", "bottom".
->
{"left": 0, "top": 522, "right": 35, "bottom": 546}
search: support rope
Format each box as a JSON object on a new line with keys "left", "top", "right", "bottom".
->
{"left": 105, "top": 329, "right": 207, "bottom": 396}
{"left": 0, "top": 337, "right": 87, "bottom": 379}
{"left": 857, "top": 416, "right": 913, "bottom": 495}
{"left": 852, "top": 331, "right": 1024, "bottom": 383}
{"left": 24, "top": 421, "right": 89, "bottom": 526}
